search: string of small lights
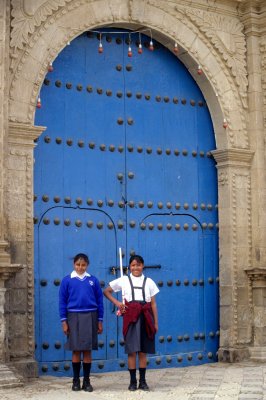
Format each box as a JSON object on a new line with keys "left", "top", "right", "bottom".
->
{"left": 46, "top": 28, "right": 179, "bottom": 71}
{"left": 38, "top": 29, "right": 227, "bottom": 129}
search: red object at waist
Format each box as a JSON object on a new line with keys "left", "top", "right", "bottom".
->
{"left": 122, "top": 300, "right": 156, "bottom": 340}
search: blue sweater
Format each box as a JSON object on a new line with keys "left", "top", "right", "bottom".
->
{"left": 59, "top": 274, "right": 104, "bottom": 321}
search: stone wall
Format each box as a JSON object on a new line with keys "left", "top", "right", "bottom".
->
{"left": 0, "top": 0, "right": 265, "bottom": 377}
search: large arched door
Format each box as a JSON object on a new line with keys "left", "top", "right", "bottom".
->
{"left": 34, "top": 30, "right": 219, "bottom": 375}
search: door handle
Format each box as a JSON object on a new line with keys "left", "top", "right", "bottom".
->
{"left": 110, "top": 266, "right": 128, "bottom": 275}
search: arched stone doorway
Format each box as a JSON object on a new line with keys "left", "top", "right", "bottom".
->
{"left": 4, "top": 1, "right": 253, "bottom": 376}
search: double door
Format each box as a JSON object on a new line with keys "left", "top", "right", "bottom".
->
{"left": 34, "top": 30, "right": 219, "bottom": 374}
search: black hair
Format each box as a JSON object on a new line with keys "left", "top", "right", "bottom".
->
{"left": 129, "top": 254, "right": 144, "bottom": 265}
{"left": 73, "top": 253, "right": 89, "bottom": 264}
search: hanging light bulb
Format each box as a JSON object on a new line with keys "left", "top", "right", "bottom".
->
{"left": 149, "top": 39, "right": 154, "bottom": 51}
{"left": 127, "top": 33, "right": 132, "bottom": 57}
{"left": 36, "top": 96, "right": 41, "bottom": 109}
{"left": 197, "top": 65, "right": 203, "bottom": 75}
{"left": 223, "top": 118, "right": 228, "bottom": 129}
{"left": 98, "top": 42, "right": 103, "bottom": 53}
{"left": 173, "top": 43, "right": 179, "bottom": 54}
{"left": 138, "top": 33, "right": 143, "bottom": 54}
{"left": 67, "top": 40, "right": 70, "bottom": 46}
{"left": 48, "top": 62, "right": 53, "bottom": 72}
{"left": 98, "top": 33, "right": 103, "bottom": 54}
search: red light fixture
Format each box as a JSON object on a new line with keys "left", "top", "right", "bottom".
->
{"left": 197, "top": 65, "right": 203, "bottom": 75}
{"left": 48, "top": 62, "right": 53, "bottom": 72}
{"left": 223, "top": 119, "right": 228, "bottom": 129}
{"left": 138, "top": 32, "right": 143, "bottom": 54}
{"left": 98, "top": 42, "right": 103, "bottom": 54}
{"left": 174, "top": 43, "right": 179, "bottom": 54}
{"left": 36, "top": 97, "right": 41, "bottom": 109}
{"left": 98, "top": 33, "right": 103, "bottom": 54}
{"left": 90, "top": 29, "right": 157, "bottom": 56}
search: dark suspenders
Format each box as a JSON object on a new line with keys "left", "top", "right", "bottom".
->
{"left": 128, "top": 275, "right": 147, "bottom": 302}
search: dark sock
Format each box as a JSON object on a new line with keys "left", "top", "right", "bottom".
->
{"left": 83, "top": 362, "right": 91, "bottom": 380}
{"left": 129, "top": 368, "right": 137, "bottom": 383}
{"left": 72, "top": 362, "right": 81, "bottom": 380}
{"left": 139, "top": 367, "right": 146, "bottom": 382}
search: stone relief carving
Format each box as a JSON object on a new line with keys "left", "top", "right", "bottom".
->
{"left": 218, "top": 171, "right": 228, "bottom": 186}
{"left": 7, "top": 148, "right": 34, "bottom": 356}
{"left": 23, "top": 0, "right": 52, "bottom": 16}
{"left": 180, "top": 7, "right": 247, "bottom": 109}
{"left": 232, "top": 172, "right": 252, "bottom": 345}
{"left": 149, "top": 0, "right": 247, "bottom": 108}
{"left": 261, "top": 37, "right": 266, "bottom": 130}
{"left": 10, "top": 0, "right": 71, "bottom": 50}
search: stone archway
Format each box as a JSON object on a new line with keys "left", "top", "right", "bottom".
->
{"left": 5, "top": 0, "right": 254, "bottom": 375}
{"left": 9, "top": 1, "right": 248, "bottom": 149}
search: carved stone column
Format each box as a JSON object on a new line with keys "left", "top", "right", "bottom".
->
{"left": 0, "top": 0, "right": 25, "bottom": 369}
{"left": 6, "top": 122, "right": 45, "bottom": 377}
{"left": 0, "top": 263, "right": 22, "bottom": 362}
{"left": 245, "top": 268, "right": 266, "bottom": 360}
{"left": 212, "top": 148, "right": 254, "bottom": 362}
{"left": 0, "top": 1, "right": 11, "bottom": 283}
{"left": 0, "top": 241, "right": 23, "bottom": 364}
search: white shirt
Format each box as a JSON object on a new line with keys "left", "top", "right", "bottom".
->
{"left": 109, "top": 273, "right": 159, "bottom": 302}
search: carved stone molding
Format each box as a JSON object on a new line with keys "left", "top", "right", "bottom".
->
{"left": 261, "top": 37, "right": 266, "bottom": 131}
{"left": 0, "top": 240, "right": 23, "bottom": 286}
{"left": 232, "top": 172, "right": 252, "bottom": 345}
{"left": 245, "top": 267, "right": 266, "bottom": 284}
{"left": 0, "top": 238, "right": 22, "bottom": 363}
{"left": 212, "top": 148, "right": 254, "bottom": 168}
{"left": 6, "top": 155, "right": 33, "bottom": 357}
{"left": 246, "top": 268, "right": 266, "bottom": 359}
{"left": 7, "top": 122, "right": 45, "bottom": 357}
{"left": 10, "top": 0, "right": 72, "bottom": 51}
{"left": 213, "top": 148, "right": 253, "bottom": 346}
{"left": 8, "top": 122, "right": 46, "bottom": 146}
{"left": 178, "top": 3, "right": 248, "bottom": 109}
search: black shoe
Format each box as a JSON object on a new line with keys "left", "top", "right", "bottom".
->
{"left": 72, "top": 378, "right": 81, "bottom": 391}
{"left": 139, "top": 380, "right": 149, "bottom": 391}
{"left": 82, "top": 378, "right": 93, "bottom": 392}
{"left": 128, "top": 381, "right": 137, "bottom": 391}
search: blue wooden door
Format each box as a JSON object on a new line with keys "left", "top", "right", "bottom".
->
{"left": 34, "top": 30, "right": 218, "bottom": 375}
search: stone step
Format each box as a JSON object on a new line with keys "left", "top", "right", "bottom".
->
{"left": 0, "top": 363, "right": 24, "bottom": 389}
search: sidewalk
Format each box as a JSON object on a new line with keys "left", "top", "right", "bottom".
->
{"left": 1, "top": 361, "right": 266, "bottom": 400}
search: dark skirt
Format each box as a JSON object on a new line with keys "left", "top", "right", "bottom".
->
{"left": 125, "top": 313, "right": 155, "bottom": 354}
{"left": 65, "top": 311, "right": 98, "bottom": 351}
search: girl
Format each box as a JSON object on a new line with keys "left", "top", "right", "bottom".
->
{"left": 104, "top": 254, "right": 159, "bottom": 391}
{"left": 59, "top": 253, "right": 104, "bottom": 392}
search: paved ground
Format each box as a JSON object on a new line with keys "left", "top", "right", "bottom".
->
{"left": 1, "top": 361, "right": 266, "bottom": 400}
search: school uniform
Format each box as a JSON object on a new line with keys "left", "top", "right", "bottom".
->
{"left": 59, "top": 270, "right": 104, "bottom": 351}
{"left": 109, "top": 273, "right": 159, "bottom": 354}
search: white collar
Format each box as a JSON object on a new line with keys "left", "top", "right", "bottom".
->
{"left": 130, "top": 273, "right": 144, "bottom": 280}
{"left": 71, "top": 270, "right": 90, "bottom": 280}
